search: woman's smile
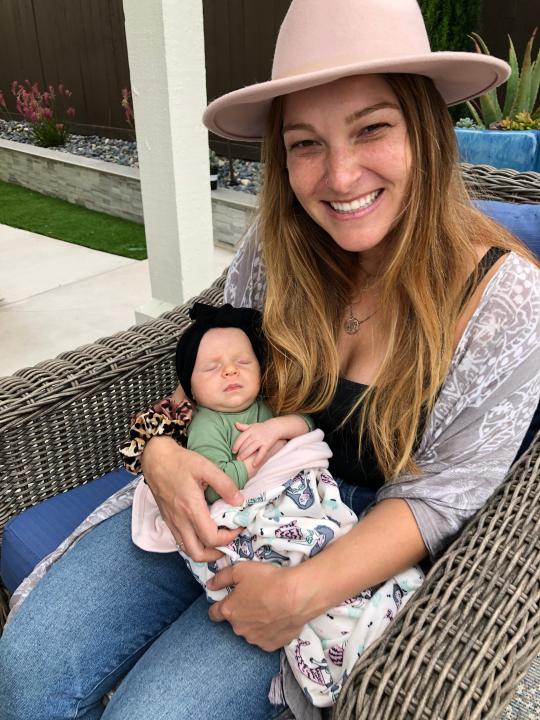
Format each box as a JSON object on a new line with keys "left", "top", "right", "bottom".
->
{"left": 325, "top": 188, "right": 384, "bottom": 218}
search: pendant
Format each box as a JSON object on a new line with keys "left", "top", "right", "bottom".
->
{"left": 344, "top": 316, "right": 360, "bottom": 335}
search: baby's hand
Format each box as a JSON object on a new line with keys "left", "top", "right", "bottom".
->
{"left": 233, "top": 421, "right": 282, "bottom": 468}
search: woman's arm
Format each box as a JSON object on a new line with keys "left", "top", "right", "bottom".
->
{"left": 289, "top": 498, "right": 426, "bottom": 616}
{"left": 208, "top": 497, "right": 426, "bottom": 651}
{"left": 141, "top": 435, "right": 244, "bottom": 562}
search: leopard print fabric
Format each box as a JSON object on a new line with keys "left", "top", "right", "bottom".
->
{"left": 120, "top": 398, "right": 193, "bottom": 474}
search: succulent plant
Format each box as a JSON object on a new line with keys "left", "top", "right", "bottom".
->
{"left": 455, "top": 116, "right": 483, "bottom": 130}
{"left": 498, "top": 112, "right": 540, "bottom": 131}
{"left": 466, "top": 28, "right": 540, "bottom": 130}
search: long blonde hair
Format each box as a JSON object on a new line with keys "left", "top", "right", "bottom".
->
{"left": 259, "top": 73, "right": 536, "bottom": 480}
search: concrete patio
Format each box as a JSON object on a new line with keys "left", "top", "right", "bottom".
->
{"left": 0, "top": 223, "right": 234, "bottom": 377}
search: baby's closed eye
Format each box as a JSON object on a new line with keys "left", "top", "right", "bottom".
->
{"left": 201, "top": 363, "right": 219, "bottom": 372}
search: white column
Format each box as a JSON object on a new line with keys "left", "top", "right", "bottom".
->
{"left": 122, "top": 0, "right": 214, "bottom": 320}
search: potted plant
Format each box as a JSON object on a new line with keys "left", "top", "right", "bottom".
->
{"left": 455, "top": 29, "right": 540, "bottom": 172}
{"left": 209, "top": 149, "right": 219, "bottom": 190}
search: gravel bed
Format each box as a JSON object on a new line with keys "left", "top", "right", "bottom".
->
{"left": 0, "top": 118, "right": 261, "bottom": 193}
{"left": 215, "top": 156, "right": 261, "bottom": 195}
{"left": 0, "top": 119, "right": 138, "bottom": 167}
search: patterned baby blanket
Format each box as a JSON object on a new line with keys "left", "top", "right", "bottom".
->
{"left": 131, "top": 430, "right": 424, "bottom": 707}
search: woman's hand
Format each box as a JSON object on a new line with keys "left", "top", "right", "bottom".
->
{"left": 141, "top": 435, "right": 244, "bottom": 562}
{"left": 207, "top": 563, "right": 308, "bottom": 651}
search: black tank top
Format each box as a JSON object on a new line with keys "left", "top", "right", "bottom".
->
{"left": 312, "top": 247, "right": 509, "bottom": 488}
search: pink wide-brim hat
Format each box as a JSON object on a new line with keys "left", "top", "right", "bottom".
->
{"left": 203, "top": 0, "right": 510, "bottom": 142}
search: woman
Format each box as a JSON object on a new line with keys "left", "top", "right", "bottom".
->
{"left": 1, "top": 1, "right": 538, "bottom": 718}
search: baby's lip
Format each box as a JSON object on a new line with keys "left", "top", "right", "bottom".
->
{"left": 225, "top": 383, "right": 242, "bottom": 392}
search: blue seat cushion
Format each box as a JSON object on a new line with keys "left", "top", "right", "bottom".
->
{"left": 1, "top": 467, "right": 134, "bottom": 594}
{"left": 475, "top": 200, "right": 540, "bottom": 258}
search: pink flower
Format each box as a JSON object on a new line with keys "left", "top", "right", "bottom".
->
{"left": 58, "top": 83, "right": 65, "bottom": 95}
{"left": 121, "top": 88, "right": 134, "bottom": 126}
{"left": 55, "top": 123, "right": 64, "bottom": 130}
{"left": 42, "top": 107, "right": 53, "bottom": 119}
{"left": 66, "top": 106, "right": 76, "bottom": 118}
{"left": 65, "top": 89, "right": 72, "bottom": 98}
{"left": 42, "top": 92, "right": 50, "bottom": 104}
{"left": 0, "top": 92, "right": 6, "bottom": 110}
{"left": 11, "top": 80, "right": 18, "bottom": 96}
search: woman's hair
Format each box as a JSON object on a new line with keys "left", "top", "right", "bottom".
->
{"left": 259, "top": 73, "right": 537, "bottom": 479}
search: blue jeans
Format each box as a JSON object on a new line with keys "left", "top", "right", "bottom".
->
{"left": 0, "top": 481, "right": 375, "bottom": 719}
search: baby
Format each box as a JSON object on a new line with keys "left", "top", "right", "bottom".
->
{"left": 175, "top": 302, "right": 313, "bottom": 502}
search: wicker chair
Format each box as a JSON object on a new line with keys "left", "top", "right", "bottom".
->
{"left": 0, "top": 164, "right": 539, "bottom": 718}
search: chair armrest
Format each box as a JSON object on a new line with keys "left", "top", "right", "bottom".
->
{"left": 0, "top": 273, "right": 227, "bottom": 542}
{"left": 334, "top": 431, "right": 540, "bottom": 720}
{"left": 461, "top": 163, "right": 540, "bottom": 203}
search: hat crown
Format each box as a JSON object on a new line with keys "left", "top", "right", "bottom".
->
{"left": 273, "top": 0, "right": 431, "bottom": 80}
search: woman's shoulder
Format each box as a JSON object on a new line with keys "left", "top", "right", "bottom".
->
{"left": 480, "top": 251, "right": 540, "bottom": 312}
{"left": 453, "top": 251, "right": 540, "bottom": 374}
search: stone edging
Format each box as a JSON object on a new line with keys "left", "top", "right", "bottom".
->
{"left": 0, "top": 138, "right": 258, "bottom": 248}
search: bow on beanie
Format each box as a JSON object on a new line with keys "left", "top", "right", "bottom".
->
{"left": 175, "top": 303, "right": 265, "bottom": 401}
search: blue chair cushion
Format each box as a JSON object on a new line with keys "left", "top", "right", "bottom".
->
{"left": 0, "top": 467, "right": 134, "bottom": 594}
{"left": 475, "top": 200, "right": 540, "bottom": 257}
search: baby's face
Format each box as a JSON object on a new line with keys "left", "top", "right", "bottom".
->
{"left": 191, "top": 327, "right": 261, "bottom": 413}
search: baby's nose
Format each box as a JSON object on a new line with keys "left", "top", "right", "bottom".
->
{"left": 223, "top": 364, "right": 239, "bottom": 376}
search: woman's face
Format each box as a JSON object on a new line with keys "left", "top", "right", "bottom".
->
{"left": 282, "top": 75, "right": 411, "bottom": 265}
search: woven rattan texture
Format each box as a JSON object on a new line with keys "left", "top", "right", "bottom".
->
{"left": 462, "top": 164, "right": 540, "bottom": 203}
{"left": 333, "top": 433, "right": 540, "bottom": 720}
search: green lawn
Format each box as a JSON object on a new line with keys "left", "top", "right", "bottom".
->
{"left": 0, "top": 180, "right": 147, "bottom": 260}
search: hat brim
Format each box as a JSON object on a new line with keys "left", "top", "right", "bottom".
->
{"left": 203, "top": 52, "right": 510, "bottom": 142}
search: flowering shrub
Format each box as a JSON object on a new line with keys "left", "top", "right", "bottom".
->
{"left": 1, "top": 80, "right": 76, "bottom": 147}
{"left": 121, "top": 88, "right": 134, "bottom": 127}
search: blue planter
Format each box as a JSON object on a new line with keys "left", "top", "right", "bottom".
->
{"left": 455, "top": 128, "right": 540, "bottom": 173}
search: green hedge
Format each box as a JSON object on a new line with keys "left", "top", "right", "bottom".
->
{"left": 419, "top": 0, "right": 483, "bottom": 121}
{"left": 419, "top": 0, "right": 482, "bottom": 52}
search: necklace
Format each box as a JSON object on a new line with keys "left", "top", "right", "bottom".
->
{"left": 344, "top": 271, "right": 378, "bottom": 334}
{"left": 344, "top": 304, "right": 378, "bottom": 335}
